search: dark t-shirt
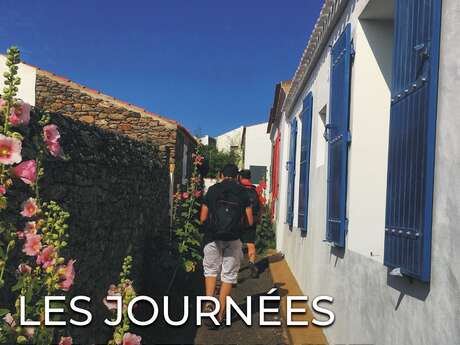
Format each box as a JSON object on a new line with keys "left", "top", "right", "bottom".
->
{"left": 202, "top": 179, "right": 251, "bottom": 244}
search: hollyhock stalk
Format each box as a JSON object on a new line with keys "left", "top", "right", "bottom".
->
{"left": 0, "top": 48, "right": 74, "bottom": 345}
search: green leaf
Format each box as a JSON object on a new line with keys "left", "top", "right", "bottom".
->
{"left": 0, "top": 308, "right": 9, "bottom": 317}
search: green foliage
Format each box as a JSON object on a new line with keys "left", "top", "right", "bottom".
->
{"left": 172, "top": 147, "right": 205, "bottom": 273}
{"left": 107, "top": 256, "right": 137, "bottom": 345}
{"left": 0, "top": 47, "right": 74, "bottom": 345}
{"left": 0, "top": 46, "right": 141, "bottom": 345}
{"left": 200, "top": 144, "right": 241, "bottom": 178}
{"left": 256, "top": 205, "right": 276, "bottom": 254}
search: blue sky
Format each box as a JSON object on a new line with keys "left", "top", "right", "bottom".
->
{"left": 1, "top": 0, "right": 323, "bottom": 136}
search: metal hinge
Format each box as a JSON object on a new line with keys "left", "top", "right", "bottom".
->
{"left": 350, "top": 40, "right": 356, "bottom": 62}
{"left": 347, "top": 131, "right": 352, "bottom": 144}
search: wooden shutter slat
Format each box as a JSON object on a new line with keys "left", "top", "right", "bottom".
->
{"left": 298, "top": 93, "right": 314, "bottom": 231}
{"left": 384, "top": 0, "right": 441, "bottom": 282}
{"left": 286, "top": 119, "right": 298, "bottom": 226}
{"left": 326, "top": 24, "right": 352, "bottom": 247}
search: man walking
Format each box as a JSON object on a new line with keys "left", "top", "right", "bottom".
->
{"left": 200, "top": 164, "right": 253, "bottom": 327}
{"left": 239, "top": 169, "right": 262, "bottom": 278}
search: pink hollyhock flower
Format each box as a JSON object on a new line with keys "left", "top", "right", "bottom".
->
{"left": 11, "top": 160, "right": 37, "bottom": 185}
{"left": 46, "top": 141, "right": 62, "bottom": 157}
{"left": 58, "top": 336, "right": 73, "bottom": 345}
{"left": 3, "top": 313, "right": 16, "bottom": 328}
{"left": 103, "top": 284, "right": 120, "bottom": 311}
{"left": 9, "top": 101, "right": 31, "bottom": 126}
{"left": 43, "top": 124, "right": 61, "bottom": 143}
{"left": 43, "top": 124, "right": 63, "bottom": 157}
{"left": 182, "top": 192, "right": 189, "bottom": 200}
{"left": 17, "top": 231, "right": 25, "bottom": 239}
{"left": 21, "top": 198, "right": 38, "bottom": 218}
{"left": 36, "top": 245, "right": 56, "bottom": 269}
{"left": 24, "top": 326, "right": 35, "bottom": 339}
{"left": 25, "top": 221, "right": 37, "bottom": 234}
{"left": 0, "top": 185, "right": 5, "bottom": 195}
{"left": 123, "top": 333, "right": 142, "bottom": 345}
{"left": 194, "top": 190, "right": 202, "bottom": 198}
{"left": 192, "top": 153, "right": 204, "bottom": 166}
{"left": 59, "top": 259, "right": 75, "bottom": 291}
{"left": 23, "top": 233, "right": 42, "bottom": 256}
{"left": 0, "top": 134, "right": 22, "bottom": 165}
{"left": 17, "top": 263, "right": 32, "bottom": 274}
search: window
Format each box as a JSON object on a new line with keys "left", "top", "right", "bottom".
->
{"left": 286, "top": 117, "right": 297, "bottom": 226}
{"left": 298, "top": 93, "right": 313, "bottom": 231}
{"left": 182, "top": 143, "right": 188, "bottom": 184}
{"left": 249, "top": 165, "right": 267, "bottom": 185}
{"left": 384, "top": 0, "right": 441, "bottom": 282}
{"left": 325, "top": 24, "right": 353, "bottom": 247}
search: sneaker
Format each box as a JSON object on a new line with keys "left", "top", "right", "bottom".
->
{"left": 208, "top": 316, "right": 226, "bottom": 331}
{"left": 203, "top": 303, "right": 218, "bottom": 328}
{"left": 249, "top": 261, "right": 259, "bottom": 278}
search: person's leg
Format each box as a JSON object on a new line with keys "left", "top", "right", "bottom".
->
{"left": 205, "top": 276, "right": 217, "bottom": 297}
{"left": 247, "top": 242, "right": 256, "bottom": 263}
{"left": 246, "top": 227, "right": 259, "bottom": 278}
{"left": 218, "top": 282, "right": 233, "bottom": 321}
{"left": 203, "top": 241, "right": 222, "bottom": 298}
{"left": 219, "top": 240, "right": 242, "bottom": 321}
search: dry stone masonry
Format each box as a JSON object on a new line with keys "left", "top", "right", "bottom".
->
{"left": 35, "top": 69, "right": 196, "bottom": 189}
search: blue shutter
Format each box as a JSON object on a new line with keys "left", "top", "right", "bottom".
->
{"left": 298, "top": 93, "right": 313, "bottom": 231}
{"left": 325, "top": 24, "right": 353, "bottom": 247}
{"left": 286, "top": 118, "right": 297, "bottom": 226}
{"left": 384, "top": 0, "right": 441, "bottom": 282}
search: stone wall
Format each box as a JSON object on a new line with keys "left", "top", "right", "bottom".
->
{"left": 38, "top": 113, "right": 171, "bottom": 343}
{"left": 35, "top": 70, "right": 196, "bottom": 189}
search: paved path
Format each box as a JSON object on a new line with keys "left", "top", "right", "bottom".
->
{"left": 193, "top": 257, "right": 289, "bottom": 345}
{"left": 135, "top": 255, "right": 290, "bottom": 345}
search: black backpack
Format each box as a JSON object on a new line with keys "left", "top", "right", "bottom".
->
{"left": 211, "top": 187, "right": 243, "bottom": 240}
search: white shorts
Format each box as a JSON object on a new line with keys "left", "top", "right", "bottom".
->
{"left": 203, "top": 240, "right": 243, "bottom": 284}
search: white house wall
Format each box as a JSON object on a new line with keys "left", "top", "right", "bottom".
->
{"left": 215, "top": 126, "right": 244, "bottom": 152}
{"left": 244, "top": 122, "right": 271, "bottom": 171}
{"left": 274, "top": 0, "right": 460, "bottom": 343}
{"left": 0, "top": 55, "right": 36, "bottom": 106}
{"left": 346, "top": 19, "right": 393, "bottom": 262}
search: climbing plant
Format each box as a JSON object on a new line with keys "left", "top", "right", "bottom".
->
{"left": 0, "top": 47, "right": 142, "bottom": 345}
{"left": 172, "top": 147, "right": 204, "bottom": 273}
{"left": 0, "top": 46, "right": 75, "bottom": 345}
{"left": 104, "top": 256, "right": 141, "bottom": 345}
{"left": 254, "top": 181, "right": 276, "bottom": 254}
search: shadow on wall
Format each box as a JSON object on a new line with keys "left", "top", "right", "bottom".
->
{"left": 387, "top": 270, "right": 431, "bottom": 309}
{"left": 329, "top": 245, "right": 346, "bottom": 268}
{"left": 40, "top": 113, "right": 174, "bottom": 343}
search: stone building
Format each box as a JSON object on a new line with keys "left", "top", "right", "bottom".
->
{"left": 0, "top": 56, "right": 197, "bottom": 190}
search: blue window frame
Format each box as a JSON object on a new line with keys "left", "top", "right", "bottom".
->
{"left": 384, "top": 0, "right": 442, "bottom": 282}
{"left": 286, "top": 117, "right": 297, "bottom": 226}
{"left": 298, "top": 93, "right": 313, "bottom": 231}
{"left": 325, "top": 24, "right": 353, "bottom": 247}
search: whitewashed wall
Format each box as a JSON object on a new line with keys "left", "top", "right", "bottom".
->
{"left": 274, "top": 0, "right": 460, "bottom": 343}
{"left": 0, "top": 55, "right": 36, "bottom": 106}
{"left": 244, "top": 122, "right": 271, "bottom": 185}
{"left": 215, "top": 126, "right": 244, "bottom": 153}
